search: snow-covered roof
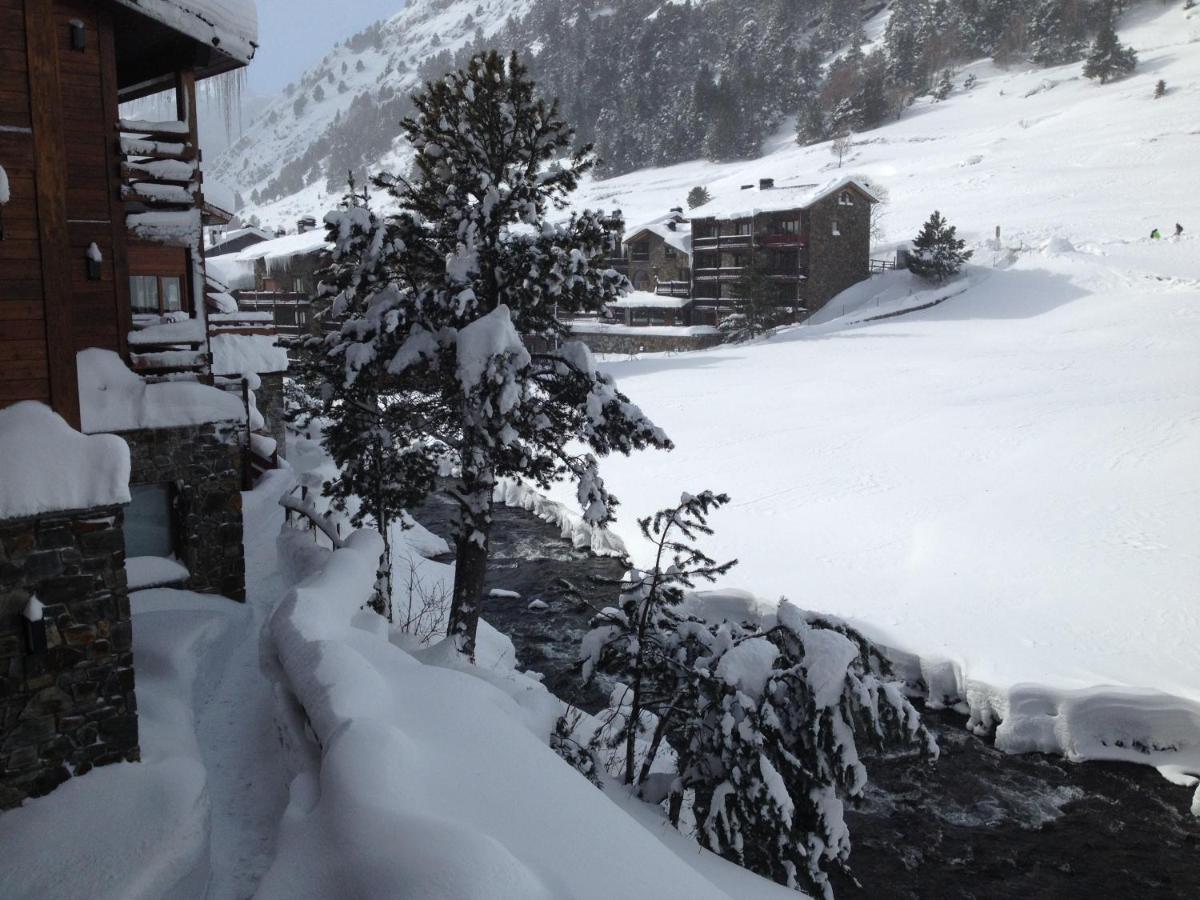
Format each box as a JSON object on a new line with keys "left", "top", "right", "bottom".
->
{"left": 605, "top": 291, "right": 692, "bottom": 310}
{"left": 626, "top": 213, "right": 692, "bottom": 255}
{"left": 689, "top": 175, "right": 879, "bottom": 220}
{"left": 205, "top": 254, "right": 256, "bottom": 290}
{"left": 233, "top": 228, "right": 330, "bottom": 270}
{"left": 113, "top": 0, "right": 258, "bottom": 65}
{"left": 203, "top": 179, "right": 237, "bottom": 218}
{"left": 212, "top": 226, "right": 272, "bottom": 246}
{"left": 0, "top": 402, "right": 131, "bottom": 519}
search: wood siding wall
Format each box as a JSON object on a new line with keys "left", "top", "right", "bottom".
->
{"left": 0, "top": 0, "right": 130, "bottom": 426}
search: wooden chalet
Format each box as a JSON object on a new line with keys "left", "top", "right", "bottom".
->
{"left": 0, "top": 0, "right": 258, "bottom": 426}
{"left": 689, "top": 176, "right": 878, "bottom": 325}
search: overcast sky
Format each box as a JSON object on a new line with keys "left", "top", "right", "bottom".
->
{"left": 249, "top": 0, "right": 405, "bottom": 95}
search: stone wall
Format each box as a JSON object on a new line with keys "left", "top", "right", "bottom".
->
{"left": 625, "top": 231, "right": 690, "bottom": 293}
{"left": 118, "top": 423, "right": 245, "bottom": 601}
{"left": 256, "top": 372, "right": 287, "bottom": 460}
{"left": 571, "top": 329, "right": 722, "bottom": 355}
{"left": 0, "top": 505, "right": 138, "bottom": 809}
{"left": 804, "top": 187, "right": 874, "bottom": 314}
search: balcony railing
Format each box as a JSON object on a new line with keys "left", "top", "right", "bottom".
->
{"left": 118, "top": 119, "right": 202, "bottom": 247}
{"left": 654, "top": 281, "right": 691, "bottom": 297}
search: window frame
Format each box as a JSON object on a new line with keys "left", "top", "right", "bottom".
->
{"left": 129, "top": 274, "right": 186, "bottom": 315}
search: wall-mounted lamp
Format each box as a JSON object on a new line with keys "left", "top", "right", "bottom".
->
{"left": 0, "top": 161, "right": 7, "bottom": 240}
{"left": 23, "top": 595, "right": 47, "bottom": 654}
{"left": 70, "top": 19, "right": 86, "bottom": 52}
{"left": 86, "top": 242, "right": 102, "bottom": 280}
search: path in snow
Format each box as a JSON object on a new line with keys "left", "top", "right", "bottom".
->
{"left": 192, "top": 476, "right": 291, "bottom": 899}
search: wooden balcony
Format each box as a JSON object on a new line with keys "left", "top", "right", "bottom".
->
{"left": 118, "top": 119, "right": 203, "bottom": 247}
{"left": 654, "top": 281, "right": 691, "bottom": 298}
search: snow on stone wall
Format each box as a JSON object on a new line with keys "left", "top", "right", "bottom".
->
{"left": 77, "top": 348, "right": 247, "bottom": 433}
{"left": 0, "top": 402, "right": 130, "bottom": 520}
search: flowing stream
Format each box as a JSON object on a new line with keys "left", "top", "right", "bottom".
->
{"left": 412, "top": 495, "right": 1200, "bottom": 899}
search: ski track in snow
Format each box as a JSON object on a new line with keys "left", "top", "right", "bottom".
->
{"left": 192, "top": 483, "right": 290, "bottom": 899}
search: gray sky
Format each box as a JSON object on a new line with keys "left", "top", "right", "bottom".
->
{"left": 249, "top": 0, "right": 405, "bottom": 95}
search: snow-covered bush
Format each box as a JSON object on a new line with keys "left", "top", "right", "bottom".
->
{"left": 580, "top": 492, "right": 937, "bottom": 899}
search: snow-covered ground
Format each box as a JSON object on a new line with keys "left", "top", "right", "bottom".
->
{"left": 549, "top": 233, "right": 1200, "bottom": 785}
{"left": 570, "top": 3, "right": 1200, "bottom": 247}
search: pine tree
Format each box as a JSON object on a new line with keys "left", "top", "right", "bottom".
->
{"left": 932, "top": 69, "right": 955, "bottom": 101}
{"left": 1154, "top": 79, "right": 1166, "bottom": 98}
{"left": 687, "top": 185, "right": 712, "bottom": 209}
{"left": 795, "top": 103, "right": 828, "bottom": 146}
{"left": 1083, "top": 15, "right": 1138, "bottom": 84}
{"left": 907, "top": 210, "right": 973, "bottom": 282}
{"left": 720, "top": 255, "right": 788, "bottom": 342}
{"left": 1030, "top": 0, "right": 1088, "bottom": 67}
{"left": 321, "top": 52, "right": 672, "bottom": 658}
{"left": 580, "top": 493, "right": 938, "bottom": 900}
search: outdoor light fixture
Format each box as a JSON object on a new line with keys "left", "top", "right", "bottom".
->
{"left": 86, "top": 242, "right": 102, "bottom": 280}
{"left": 70, "top": 19, "right": 86, "bottom": 52}
{"left": 23, "top": 596, "right": 47, "bottom": 655}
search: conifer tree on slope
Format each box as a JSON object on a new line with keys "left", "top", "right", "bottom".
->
{"left": 908, "top": 210, "right": 973, "bottom": 283}
{"left": 319, "top": 52, "right": 671, "bottom": 658}
{"left": 1083, "top": 14, "right": 1138, "bottom": 84}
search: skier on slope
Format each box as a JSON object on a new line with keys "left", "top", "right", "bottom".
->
{"left": 1175, "top": 223, "right": 1184, "bottom": 238}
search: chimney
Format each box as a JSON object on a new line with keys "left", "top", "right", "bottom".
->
{"left": 667, "top": 221, "right": 677, "bottom": 231}
{"left": 670, "top": 206, "right": 683, "bottom": 214}
{"left": 296, "top": 216, "right": 317, "bottom": 233}
{"left": 759, "top": 177, "right": 775, "bottom": 190}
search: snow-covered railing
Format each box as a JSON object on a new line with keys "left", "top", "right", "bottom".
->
{"left": 280, "top": 483, "right": 346, "bottom": 549}
{"left": 118, "top": 120, "right": 203, "bottom": 246}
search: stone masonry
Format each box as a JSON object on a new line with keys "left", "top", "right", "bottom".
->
{"left": 570, "top": 329, "right": 722, "bottom": 355}
{"left": 255, "top": 371, "right": 287, "bottom": 460}
{"left": 118, "top": 422, "right": 246, "bottom": 601}
{"left": 0, "top": 505, "right": 138, "bottom": 809}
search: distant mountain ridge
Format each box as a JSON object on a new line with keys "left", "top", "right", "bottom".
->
{"left": 217, "top": 0, "right": 1156, "bottom": 231}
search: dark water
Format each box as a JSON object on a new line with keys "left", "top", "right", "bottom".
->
{"left": 413, "top": 495, "right": 1200, "bottom": 900}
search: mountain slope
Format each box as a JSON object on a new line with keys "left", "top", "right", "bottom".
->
{"left": 210, "top": 0, "right": 533, "bottom": 221}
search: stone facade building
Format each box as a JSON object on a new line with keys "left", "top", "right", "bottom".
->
{"left": 623, "top": 210, "right": 692, "bottom": 294}
{"left": 0, "top": 0, "right": 262, "bottom": 809}
{"left": 689, "top": 176, "right": 878, "bottom": 325}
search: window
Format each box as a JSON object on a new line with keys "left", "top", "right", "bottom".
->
{"left": 832, "top": 219, "right": 841, "bottom": 237}
{"left": 293, "top": 277, "right": 308, "bottom": 293}
{"left": 630, "top": 241, "right": 650, "bottom": 262}
{"left": 296, "top": 308, "right": 308, "bottom": 325}
{"left": 125, "top": 483, "right": 174, "bottom": 558}
{"left": 838, "top": 190, "right": 854, "bottom": 206}
{"left": 130, "top": 275, "right": 183, "bottom": 314}
{"left": 129, "top": 276, "right": 158, "bottom": 314}
{"left": 778, "top": 219, "right": 799, "bottom": 234}
{"left": 735, "top": 221, "right": 752, "bottom": 236}
{"left": 663, "top": 245, "right": 676, "bottom": 258}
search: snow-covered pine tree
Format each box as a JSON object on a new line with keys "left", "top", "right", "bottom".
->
{"left": 580, "top": 493, "right": 938, "bottom": 899}
{"left": 687, "top": 185, "right": 712, "bottom": 209}
{"left": 1154, "top": 78, "right": 1166, "bottom": 98}
{"left": 1029, "top": 0, "right": 1088, "bottom": 67}
{"left": 932, "top": 69, "right": 955, "bottom": 101}
{"left": 1083, "top": 14, "right": 1138, "bottom": 83}
{"left": 907, "top": 210, "right": 973, "bottom": 282}
{"left": 329, "top": 51, "right": 671, "bottom": 658}
{"left": 581, "top": 491, "right": 736, "bottom": 786}
{"left": 308, "top": 180, "right": 443, "bottom": 622}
